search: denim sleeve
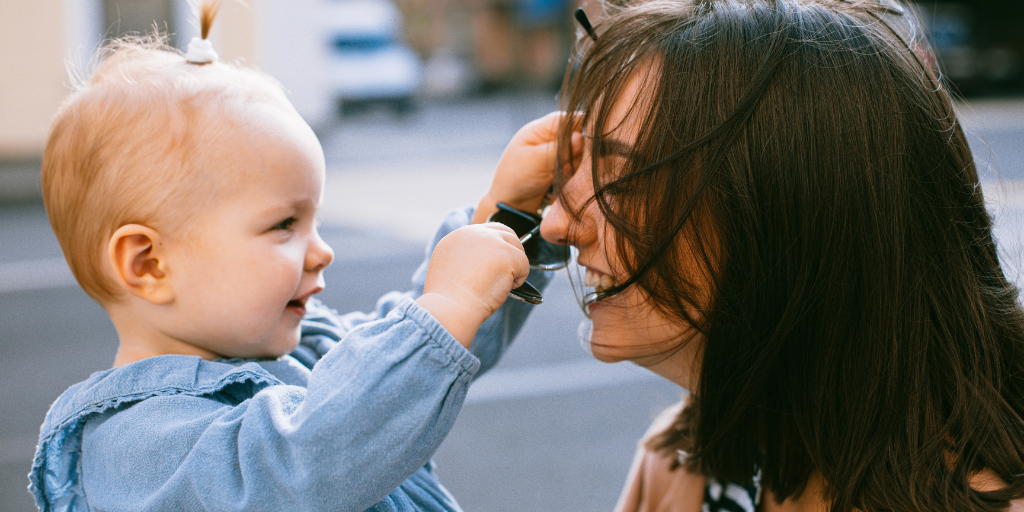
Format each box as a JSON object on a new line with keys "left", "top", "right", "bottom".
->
{"left": 294, "top": 206, "right": 551, "bottom": 376}
{"left": 80, "top": 299, "right": 478, "bottom": 512}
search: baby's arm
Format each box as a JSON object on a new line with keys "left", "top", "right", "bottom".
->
{"left": 293, "top": 208, "right": 541, "bottom": 373}
{"left": 297, "top": 206, "right": 554, "bottom": 376}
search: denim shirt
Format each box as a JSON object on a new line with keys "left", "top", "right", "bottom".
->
{"left": 29, "top": 207, "right": 550, "bottom": 512}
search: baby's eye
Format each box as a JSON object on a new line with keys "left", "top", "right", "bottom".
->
{"left": 272, "top": 216, "right": 298, "bottom": 231}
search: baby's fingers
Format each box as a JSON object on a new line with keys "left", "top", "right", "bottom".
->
{"left": 482, "top": 223, "right": 530, "bottom": 286}
{"left": 482, "top": 221, "right": 521, "bottom": 246}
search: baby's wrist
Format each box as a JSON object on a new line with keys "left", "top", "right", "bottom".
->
{"left": 415, "top": 292, "right": 489, "bottom": 348}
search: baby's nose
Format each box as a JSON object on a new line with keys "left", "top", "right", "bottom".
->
{"left": 306, "top": 232, "right": 334, "bottom": 272}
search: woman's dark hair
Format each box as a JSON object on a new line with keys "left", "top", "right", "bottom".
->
{"left": 556, "top": 0, "right": 1024, "bottom": 510}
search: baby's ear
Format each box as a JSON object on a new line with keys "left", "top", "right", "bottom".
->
{"left": 107, "top": 224, "right": 174, "bottom": 305}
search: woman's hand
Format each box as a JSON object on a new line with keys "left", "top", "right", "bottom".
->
{"left": 416, "top": 223, "right": 530, "bottom": 348}
{"left": 472, "top": 112, "right": 583, "bottom": 224}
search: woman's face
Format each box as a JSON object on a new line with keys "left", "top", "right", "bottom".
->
{"left": 540, "top": 71, "right": 701, "bottom": 390}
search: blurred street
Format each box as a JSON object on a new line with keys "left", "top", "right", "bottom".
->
{"left": 2, "top": 92, "right": 1024, "bottom": 511}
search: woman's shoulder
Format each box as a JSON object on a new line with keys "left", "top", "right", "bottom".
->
{"left": 971, "top": 471, "right": 1024, "bottom": 512}
{"left": 615, "top": 399, "right": 706, "bottom": 512}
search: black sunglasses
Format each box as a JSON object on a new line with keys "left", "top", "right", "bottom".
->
{"left": 488, "top": 202, "right": 572, "bottom": 304}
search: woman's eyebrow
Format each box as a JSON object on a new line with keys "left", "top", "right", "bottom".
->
{"left": 582, "top": 129, "right": 634, "bottom": 157}
{"left": 597, "top": 138, "right": 634, "bottom": 157}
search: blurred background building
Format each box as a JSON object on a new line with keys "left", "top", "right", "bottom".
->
{"left": 0, "top": 0, "right": 578, "bottom": 186}
{"left": 2, "top": 0, "right": 1021, "bottom": 200}
{"left": 1, "top": 0, "right": 333, "bottom": 200}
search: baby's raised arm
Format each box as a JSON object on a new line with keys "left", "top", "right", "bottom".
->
{"left": 416, "top": 111, "right": 579, "bottom": 348}
{"left": 416, "top": 223, "right": 530, "bottom": 347}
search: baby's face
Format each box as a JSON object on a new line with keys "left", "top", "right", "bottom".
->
{"left": 161, "top": 101, "right": 334, "bottom": 359}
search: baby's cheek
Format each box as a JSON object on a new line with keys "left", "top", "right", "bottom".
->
{"left": 266, "top": 249, "right": 306, "bottom": 286}
{"left": 280, "top": 239, "right": 308, "bottom": 264}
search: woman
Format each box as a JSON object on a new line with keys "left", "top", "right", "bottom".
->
{"left": 530, "top": 0, "right": 1024, "bottom": 510}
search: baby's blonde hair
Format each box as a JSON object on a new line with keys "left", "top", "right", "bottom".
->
{"left": 42, "top": 0, "right": 290, "bottom": 304}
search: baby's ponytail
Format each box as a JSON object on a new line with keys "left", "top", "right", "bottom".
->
{"left": 200, "top": 0, "right": 220, "bottom": 39}
{"left": 186, "top": 0, "right": 221, "bottom": 64}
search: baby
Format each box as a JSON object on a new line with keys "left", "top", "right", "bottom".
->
{"left": 29, "top": 2, "right": 565, "bottom": 510}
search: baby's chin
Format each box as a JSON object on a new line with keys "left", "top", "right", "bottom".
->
{"left": 222, "top": 331, "right": 301, "bottom": 360}
{"left": 264, "top": 334, "right": 302, "bottom": 359}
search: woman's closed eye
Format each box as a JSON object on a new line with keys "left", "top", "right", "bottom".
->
{"left": 585, "top": 133, "right": 635, "bottom": 170}
{"left": 595, "top": 138, "right": 636, "bottom": 161}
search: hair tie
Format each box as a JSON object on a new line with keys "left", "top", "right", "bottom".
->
{"left": 186, "top": 36, "right": 218, "bottom": 64}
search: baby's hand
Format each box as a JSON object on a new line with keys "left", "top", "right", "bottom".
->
{"left": 472, "top": 112, "right": 583, "bottom": 224}
{"left": 416, "top": 223, "right": 530, "bottom": 348}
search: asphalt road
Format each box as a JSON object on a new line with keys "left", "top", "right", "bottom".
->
{"left": 1, "top": 93, "right": 1022, "bottom": 511}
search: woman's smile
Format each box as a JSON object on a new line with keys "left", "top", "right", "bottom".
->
{"left": 582, "top": 266, "right": 618, "bottom": 313}
{"left": 583, "top": 266, "right": 618, "bottom": 293}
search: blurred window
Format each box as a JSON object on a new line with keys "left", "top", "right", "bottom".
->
{"left": 332, "top": 35, "right": 393, "bottom": 51}
{"left": 103, "top": 0, "right": 177, "bottom": 42}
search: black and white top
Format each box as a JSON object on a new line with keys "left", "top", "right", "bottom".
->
{"left": 677, "top": 447, "right": 763, "bottom": 512}
{"left": 703, "top": 476, "right": 761, "bottom": 512}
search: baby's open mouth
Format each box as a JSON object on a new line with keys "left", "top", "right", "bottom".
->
{"left": 287, "top": 299, "right": 304, "bottom": 309}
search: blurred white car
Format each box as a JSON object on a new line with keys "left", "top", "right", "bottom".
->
{"left": 323, "top": 0, "right": 422, "bottom": 114}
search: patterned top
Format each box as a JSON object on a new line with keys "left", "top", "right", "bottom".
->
{"left": 703, "top": 476, "right": 761, "bottom": 512}
{"left": 616, "top": 401, "right": 765, "bottom": 512}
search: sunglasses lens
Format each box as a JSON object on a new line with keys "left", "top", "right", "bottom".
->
{"left": 523, "top": 237, "right": 570, "bottom": 270}
{"left": 488, "top": 204, "right": 538, "bottom": 237}
{"left": 489, "top": 202, "right": 570, "bottom": 270}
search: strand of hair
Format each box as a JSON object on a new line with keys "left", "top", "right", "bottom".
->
{"left": 200, "top": 0, "right": 222, "bottom": 40}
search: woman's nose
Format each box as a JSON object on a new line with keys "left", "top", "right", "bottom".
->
{"left": 305, "top": 230, "right": 334, "bottom": 273}
{"left": 540, "top": 197, "right": 571, "bottom": 246}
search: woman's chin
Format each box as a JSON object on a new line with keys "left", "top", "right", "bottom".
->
{"left": 580, "top": 318, "right": 637, "bottom": 363}
{"left": 589, "top": 347, "right": 630, "bottom": 363}
{"left": 586, "top": 334, "right": 637, "bottom": 363}
{"left": 578, "top": 319, "right": 624, "bottom": 362}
